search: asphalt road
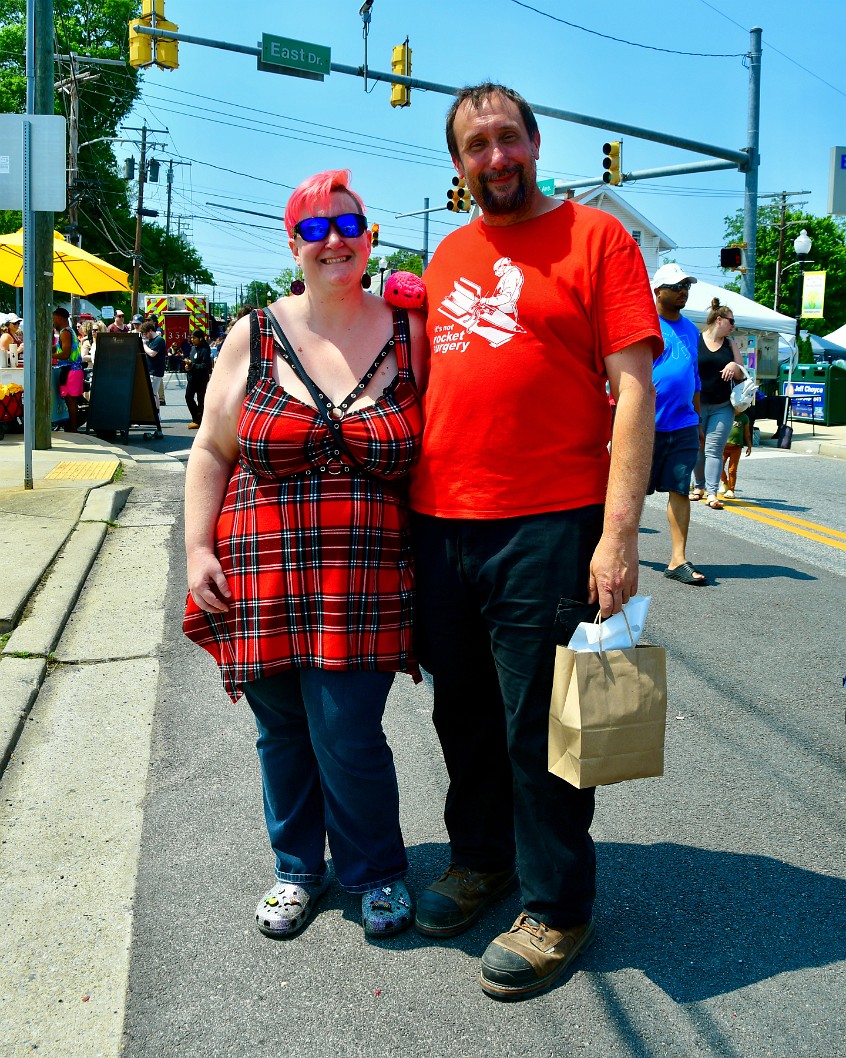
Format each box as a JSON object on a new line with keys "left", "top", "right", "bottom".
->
{"left": 120, "top": 442, "right": 846, "bottom": 1058}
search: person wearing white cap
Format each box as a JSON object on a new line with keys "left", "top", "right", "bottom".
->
{"left": 1, "top": 313, "right": 23, "bottom": 368}
{"left": 647, "top": 263, "right": 707, "bottom": 586}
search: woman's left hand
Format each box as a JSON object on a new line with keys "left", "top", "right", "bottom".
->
{"left": 721, "top": 362, "right": 742, "bottom": 382}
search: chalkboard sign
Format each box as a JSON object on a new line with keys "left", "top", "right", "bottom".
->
{"left": 86, "top": 332, "right": 160, "bottom": 439}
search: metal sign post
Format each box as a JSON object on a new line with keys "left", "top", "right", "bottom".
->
{"left": 0, "top": 113, "right": 67, "bottom": 487}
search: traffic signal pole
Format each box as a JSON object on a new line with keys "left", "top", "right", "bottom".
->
{"left": 133, "top": 24, "right": 749, "bottom": 168}
{"left": 133, "top": 23, "right": 762, "bottom": 287}
{"left": 741, "top": 27, "right": 762, "bottom": 300}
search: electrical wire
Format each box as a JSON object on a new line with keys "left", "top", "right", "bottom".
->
{"left": 506, "top": 0, "right": 746, "bottom": 57}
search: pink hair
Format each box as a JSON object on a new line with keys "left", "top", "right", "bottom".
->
{"left": 283, "top": 169, "right": 366, "bottom": 238}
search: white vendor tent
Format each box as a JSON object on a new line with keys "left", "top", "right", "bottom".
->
{"left": 824, "top": 322, "right": 846, "bottom": 346}
{"left": 681, "top": 280, "right": 796, "bottom": 332}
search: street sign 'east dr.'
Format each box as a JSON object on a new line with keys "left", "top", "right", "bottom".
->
{"left": 259, "top": 34, "right": 330, "bottom": 81}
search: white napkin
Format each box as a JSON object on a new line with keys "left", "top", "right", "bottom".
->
{"left": 567, "top": 595, "right": 651, "bottom": 653}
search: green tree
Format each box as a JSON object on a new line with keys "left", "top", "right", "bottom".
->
{"left": 365, "top": 250, "right": 424, "bottom": 278}
{"left": 0, "top": 1, "right": 215, "bottom": 302}
{"left": 0, "top": 0, "right": 141, "bottom": 257}
{"left": 273, "top": 267, "right": 301, "bottom": 296}
{"left": 723, "top": 205, "right": 846, "bottom": 334}
{"left": 244, "top": 280, "right": 278, "bottom": 307}
{"left": 140, "top": 228, "right": 214, "bottom": 293}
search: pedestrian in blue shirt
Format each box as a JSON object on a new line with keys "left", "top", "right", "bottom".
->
{"left": 647, "top": 264, "right": 707, "bottom": 586}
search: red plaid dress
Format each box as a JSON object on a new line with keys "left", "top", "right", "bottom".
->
{"left": 183, "top": 308, "right": 423, "bottom": 701}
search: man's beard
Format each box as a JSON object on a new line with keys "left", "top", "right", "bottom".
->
{"left": 476, "top": 165, "right": 530, "bottom": 215}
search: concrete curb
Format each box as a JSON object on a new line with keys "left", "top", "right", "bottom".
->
{"left": 0, "top": 484, "right": 133, "bottom": 775}
{"left": 759, "top": 438, "right": 846, "bottom": 459}
{"left": 0, "top": 656, "right": 47, "bottom": 773}
{"left": 81, "top": 482, "right": 133, "bottom": 523}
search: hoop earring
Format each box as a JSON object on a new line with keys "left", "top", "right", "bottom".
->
{"left": 361, "top": 273, "right": 372, "bottom": 289}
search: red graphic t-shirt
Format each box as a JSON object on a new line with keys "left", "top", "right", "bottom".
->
{"left": 410, "top": 201, "right": 662, "bottom": 518}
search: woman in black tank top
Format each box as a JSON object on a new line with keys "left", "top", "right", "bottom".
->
{"left": 691, "top": 298, "right": 744, "bottom": 508}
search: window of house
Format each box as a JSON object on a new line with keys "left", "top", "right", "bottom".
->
{"left": 631, "top": 230, "right": 642, "bottom": 245}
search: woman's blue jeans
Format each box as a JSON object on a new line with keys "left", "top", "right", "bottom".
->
{"left": 694, "top": 401, "right": 734, "bottom": 496}
{"left": 243, "top": 668, "right": 408, "bottom": 893}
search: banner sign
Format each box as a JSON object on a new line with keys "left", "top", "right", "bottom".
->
{"left": 801, "top": 271, "right": 826, "bottom": 319}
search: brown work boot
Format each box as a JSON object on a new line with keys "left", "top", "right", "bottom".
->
{"left": 480, "top": 913, "right": 595, "bottom": 999}
{"left": 414, "top": 863, "right": 518, "bottom": 938}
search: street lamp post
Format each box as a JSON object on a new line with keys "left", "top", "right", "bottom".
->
{"left": 780, "top": 228, "right": 812, "bottom": 447}
{"left": 792, "top": 228, "right": 813, "bottom": 349}
{"left": 378, "top": 256, "right": 389, "bottom": 297}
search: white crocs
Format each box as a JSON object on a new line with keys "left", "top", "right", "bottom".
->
{"left": 255, "top": 876, "right": 329, "bottom": 938}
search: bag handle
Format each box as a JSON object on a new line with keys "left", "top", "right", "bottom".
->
{"left": 594, "top": 607, "right": 635, "bottom": 653}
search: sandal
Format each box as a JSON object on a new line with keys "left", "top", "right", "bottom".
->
{"left": 705, "top": 496, "right": 724, "bottom": 510}
{"left": 362, "top": 880, "right": 414, "bottom": 938}
{"left": 255, "top": 875, "right": 330, "bottom": 938}
{"left": 689, "top": 488, "right": 704, "bottom": 501}
{"left": 663, "top": 562, "right": 707, "bottom": 586}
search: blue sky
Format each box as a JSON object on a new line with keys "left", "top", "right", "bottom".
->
{"left": 121, "top": 0, "right": 846, "bottom": 307}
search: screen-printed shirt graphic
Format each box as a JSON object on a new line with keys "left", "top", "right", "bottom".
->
{"left": 436, "top": 256, "right": 526, "bottom": 350}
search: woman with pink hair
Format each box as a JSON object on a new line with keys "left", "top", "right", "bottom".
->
{"left": 183, "top": 170, "right": 427, "bottom": 941}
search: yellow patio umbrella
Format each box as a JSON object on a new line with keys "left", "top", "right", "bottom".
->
{"left": 0, "top": 229, "right": 130, "bottom": 296}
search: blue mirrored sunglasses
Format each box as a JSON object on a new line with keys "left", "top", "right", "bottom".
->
{"left": 293, "top": 213, "right": 368, "bottom": 242}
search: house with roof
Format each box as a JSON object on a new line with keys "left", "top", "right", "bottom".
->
{"left": 574, "top": 186, "right": 675, "bottom": 276}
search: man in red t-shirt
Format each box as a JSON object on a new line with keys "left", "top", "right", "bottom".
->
{"left": 409, "top": 83, "right": 662, "bottom": 1000}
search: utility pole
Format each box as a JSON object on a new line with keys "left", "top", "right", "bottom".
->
{"left": 55, "top": 52, "right": 124, "bottom": 320}
{"left": 163, "top": 159, "right": 172, "bottom": 294}
{"left": 765, "top": 191, "right": 809, "bottom": 311}
{"left": 162, "top": 159, "right": 190, "bottom": 293}
{"left": 131, "top": 122, "right": 147, "bottom": 315}
{"left": 123, "top": 122, "right": 167, "bottom": 313}
{"left": 422, "top": 196, "right": 429, "bottom": 268}
{"left": 30, "top": 0, "right": 55, "bottom": 451}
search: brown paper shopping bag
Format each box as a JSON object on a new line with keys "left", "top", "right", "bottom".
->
{"left": 548, "top": 640, "right": 667, "bottom": 789}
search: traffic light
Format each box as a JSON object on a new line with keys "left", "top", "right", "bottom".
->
{"left": 602, "top": 140, "right": 623, "bottom": 186}
{"left": 447, "top": 176, "right": 471, "bottom": 212}
{"left": 390, "top": 41, "right": 411, "bottom": 108}
{"left": 128, "top": 20, "right": 153, "bottom": 68}
{"left": 147, "top": 159, "right": 160, "bottom": 182}
{"left": 128, "top": 0, "right": 179, "bottom": 71}
{"left": 720, "top": 246, "right": 744, "bottom": 270}
{"left": 154, "top": 23, "right": 179, "bottom": 71}
{"left": 371, "top": 223, "right": 380, "bottom": 247}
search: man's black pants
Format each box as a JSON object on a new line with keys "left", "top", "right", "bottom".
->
{"left": 411, "top": 506, "right": 602, "bottom": 929}
{"left": 185, "top": 371, "right": 208, "bottom": 424}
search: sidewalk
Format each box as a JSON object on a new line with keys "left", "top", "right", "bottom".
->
{"left": 755, "top": 414, "right": 846, "bottom": 458}
{"left": 0, "top": 429, "right": 178, "bottom": 772}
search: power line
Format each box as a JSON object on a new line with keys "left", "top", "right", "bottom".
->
{"left": 696, "top": 0, "right": 846, "bottom": 98}
{"left": 507, "top": 1, "right": 745, "bottom": 57}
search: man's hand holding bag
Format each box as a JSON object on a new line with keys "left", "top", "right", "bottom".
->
{"left": 548, "top": 597, "right": 667, "bottom": 789}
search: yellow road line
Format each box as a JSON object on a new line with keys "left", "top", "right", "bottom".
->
{"left": 723, "top": 500, "right": 846, "bottom": 552}
{"left": 726, "top": 498, "right": 846, "bottom": 539}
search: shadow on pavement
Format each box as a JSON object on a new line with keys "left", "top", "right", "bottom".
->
{"left": 591, "top": 841, "right": 845, "bottom": 1003}
{"left": 640, "top": 559, "right": 817, "bottom": 582}
{"left": 385, "top": 841, "right": 845, "bottom": 1005}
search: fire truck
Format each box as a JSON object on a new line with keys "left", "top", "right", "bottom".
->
{"left": 142, "top": 294, "right": 216, "bottom": 352}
